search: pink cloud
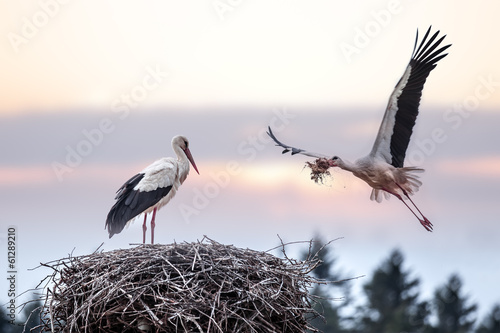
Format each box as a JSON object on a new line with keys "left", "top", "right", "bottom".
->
{"left": 0, "top": 166, "right": 53, "bottom": 186}
{"left": 436, "top": 156, "right": 500, "bottom": 178}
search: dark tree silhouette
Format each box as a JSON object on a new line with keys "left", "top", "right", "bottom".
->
{"left": 20, "top": 297, "right": 43, "bottom": 333}
{"left": 1, "top": 306, "right": 13, "bottom": 333}
{"left": 433, "top": 274, "right": 477, "bottom": 333}
{"left": 0, "top": 294, "right": 43, "bottom": 333}
{"left": 357, "top": 249, "right": 430, "bottom": 333}
{"left": 475, "top": 303, "right": 500, "bottom": 333}
{"left": 302, "top": 234, "right": 352, "bottom": 332}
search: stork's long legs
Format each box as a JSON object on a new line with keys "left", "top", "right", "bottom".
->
{"left": 396, "top": 183, "right": 432, "bottom": 231}
{"left": 383, "top": 186, "right": 433, "bottom": 232}
{"left": 141, "top": 208, "right": 158, "bottom": 244}
{"left": 395, "top": 184, "right": 433, "bottom": 232}
{"left": 150, "top": 208, "right": 157, "bottom": 245}
{"left": 391, "top": 190, "right": 425, "bottom": 225}
{"left": 142, "top": 213, "right": 148, "bottom": 244}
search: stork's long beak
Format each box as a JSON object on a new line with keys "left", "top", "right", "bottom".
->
{"left": 184, "top": 147, "right": 199, "bottom": 174}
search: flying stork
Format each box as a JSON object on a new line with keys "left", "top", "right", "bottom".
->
{"left": 105, "top": 135, "right": 199, "bottom": 244}
{"left": 267, "top": 27, "right": 451, "bottom": 231}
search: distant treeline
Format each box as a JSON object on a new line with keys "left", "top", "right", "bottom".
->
{"left": 303, "top": 236, "right": 499, "bottom": 333}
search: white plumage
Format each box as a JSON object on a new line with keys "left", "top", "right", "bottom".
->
{"left": 268, "top": 27, "right": 451, "bottom": 231}
{"left": 106, "top": 135, "right": 199, "bottom": 243}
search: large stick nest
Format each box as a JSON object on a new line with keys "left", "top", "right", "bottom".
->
{"left": 36, "top": 237, "right": 331, "bottom": 332}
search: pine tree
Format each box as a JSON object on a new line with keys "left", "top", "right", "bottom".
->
{"left": 475, "top": 303, "right": 500, "bottom": 333}
{"left": 357, "top": 249, "right": 429, "bottom": 333}
{"left": 433, "top": 274, "right": 477, "bottom": 333}
{"left": 0, "top": 306, "right": 13, "bottom": 333}
{"left": 302, "top": 234, "right": 351, "bottom": 332}
{"left": 20, "top": 298, "right": 43, "bottom": 333}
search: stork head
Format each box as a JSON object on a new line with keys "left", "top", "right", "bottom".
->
{"left": 329, "top": 156, "right": 340, "bottom": 167}
{"left": 172, "top": 135, "right": 200, "bottom": 174}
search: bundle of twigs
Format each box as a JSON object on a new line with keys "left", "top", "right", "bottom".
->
{"left": 36, "top": 237, "right": 330, "bottom": 332}
{"left": 305, "top": 158, "right": 332, "bottom": 184}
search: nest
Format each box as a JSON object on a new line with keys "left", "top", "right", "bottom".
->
{"left": 35, "top": 237, "right": 330, "bottom": 333}
{"left": 305, "top": 158, "right": 332, "bottom": 184}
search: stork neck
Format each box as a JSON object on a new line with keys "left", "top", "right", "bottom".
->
{"left": 171, "top": 143, "right": 183, "bottom": 160}
{"left": 336, "top": 158, "right": 356, "bottom": 172}
{"left": 172, "top": 144, "right": 190, "bottom": 182}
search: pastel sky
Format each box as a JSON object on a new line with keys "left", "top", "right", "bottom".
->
{"left": 1, "top": 0, "right": 499, "bottom": 323}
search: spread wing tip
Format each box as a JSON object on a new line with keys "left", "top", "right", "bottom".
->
{"left": 267, "top": 126, "right": 327, "bottom": 159}
{"left": 267, "top": 126, "right": 293, "bottom": 155}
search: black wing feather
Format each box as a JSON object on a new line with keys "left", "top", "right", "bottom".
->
{"left": 267, "top": 127, "right": 304, "bottom": 155}
{"left": 267, "top": 126, "right": 328, "bottom": 159}
{"left": 105, "top": 173, "right": 172, "bottom": 238}
{"left": 390, "top": 27, "right": 450, "bottom": 167}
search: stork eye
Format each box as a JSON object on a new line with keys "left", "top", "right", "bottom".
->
{"left": 332, "top": 156, "right": 339, "bottom": 160}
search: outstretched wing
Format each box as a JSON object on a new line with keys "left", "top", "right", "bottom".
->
{"left": 370, "top": 27, "right": 451, "bottom": 167}
{"left": 267, "top": 127, "right": 329, "bottom": 159}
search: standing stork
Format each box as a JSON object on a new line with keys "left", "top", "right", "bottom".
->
{"left": 105, "top": 135, "right": 199, "bottom": 244}
{"left": 268, "top": 27, "right": 451, "bottom": 231}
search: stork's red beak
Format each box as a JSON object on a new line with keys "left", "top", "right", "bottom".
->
{"left": 328, "top": 159, "right": 338, "bottom": 167}
{"left": 184, "top": 147, "right": 199, "bottom": 174}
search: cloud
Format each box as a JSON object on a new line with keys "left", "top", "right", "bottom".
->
{"left": 0, "top": 166, "right": 53, "bottom": 186}
{"left": 437, "top": 156, "right": 500, "bottom": 178}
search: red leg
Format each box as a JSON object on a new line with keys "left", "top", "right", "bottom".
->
{"left": 151, "top": 207, "right": 157, "bottom": 245}
{"left": 382, "top": 187, "right": 432, "bottom": 232}
{"left": 395, "top": 184, "right": 433, "bottom": 232}
{"left": 142, "top": 213, "right": 148, "bottom": 244}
